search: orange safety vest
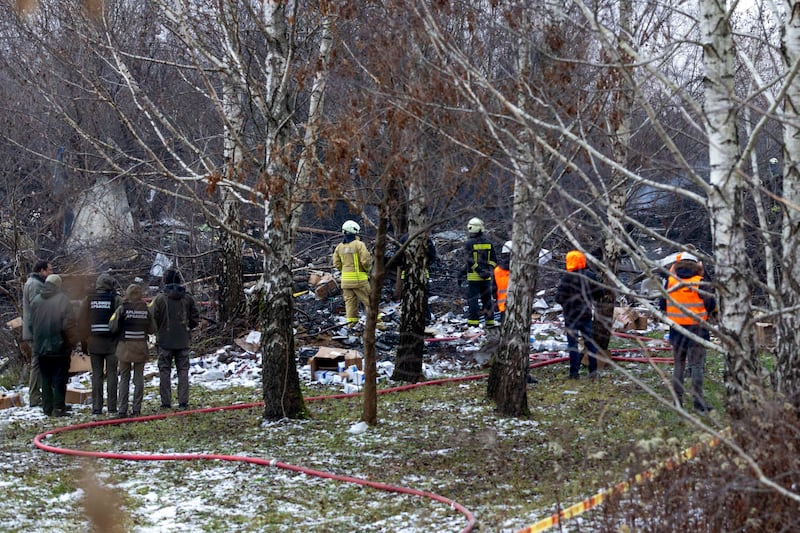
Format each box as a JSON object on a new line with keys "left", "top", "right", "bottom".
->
{"left": 666, "top": 275, "right": 708, "bottom": 325}
{"left": 494, "top": 265, "right": 510, "bottom": 312}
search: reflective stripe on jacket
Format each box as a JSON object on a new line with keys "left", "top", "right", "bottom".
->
{"left": 666, "top": 275, "right": 708, "bottom": 325}
{"left": 494, "top": 266, "right": 510, "bottom": 312}
{"left": 466, "top": 238, "right": 496, "bottom": 281}
{"left": 89, "top": 292, "right": 115, "bottom": 336}
{"left": 333, "top": 239, "right": 372, "bottom": 288}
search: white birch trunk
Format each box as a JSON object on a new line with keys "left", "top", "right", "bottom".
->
{"left": 700, "top": 0, "right": 761, "bottom": 416}
{"left": 596, "top": 0, "right": 633, "bottom": 355}
{"left": 291, "top": 14, "right": 333, "bottom": 235}
{"left": 487, "top": 13, "right": 541, "bottom": 416}
{"left": 218, "top": 74, "right": 244, "bottom": 325}
{"left": 260, "top": 0, "right": 305, "bottom": 420}
{"left": 776, "top": 0, "right": 800, "bottom": 407}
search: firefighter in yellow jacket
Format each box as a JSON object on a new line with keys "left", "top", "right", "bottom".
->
{"left": 333, "top": 220, "right": 373, "bottom": 328}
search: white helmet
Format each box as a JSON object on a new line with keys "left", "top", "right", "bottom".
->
{"left": 342, "top": 220, "right": 360, "bottom": 235}
{"left": 676, "top": 251, "right": 698, "bottom": 263}
{"left": 467, "top": 217, "right": 484, "bottom": 233}
{"left": 502, "top": 240, "right": 513, "bottom": 254}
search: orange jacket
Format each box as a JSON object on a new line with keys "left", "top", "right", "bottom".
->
{"left": 666, "top": 274, "right": 708, "bottom": 325}
{"left": 494, "top": 266, "right": 510, "bottom": 312}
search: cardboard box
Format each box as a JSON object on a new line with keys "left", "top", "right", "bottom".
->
{"left": 69, "top": 352, "right": 92, "bottom": 373}
{"left": 0, "top": 392, "right": 23, "bottom": 410}
{"left": 234, "top": 330, "right": 262, "bottom": 353}
{"left": 755, "top": 322, "right": 775, "bottom": 348}
{"left": 309, "top": 347, "right": 362, "bottom": 380}
{"left": 65, "top": 387, "right": 92, "bottom": 405}
{"left": 614, "top": 307, "right": 649, "bottom": 331}
{"left": 313, "top": 274, "right": 339, "bottom": 299}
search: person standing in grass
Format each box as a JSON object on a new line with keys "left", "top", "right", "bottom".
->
{"left": 660, "top": 251, "right": 716, "bottom": 413}
{"left": 151, "top": 269, "right": 199, "bottom": 410}
{"left": 110, "top": 283, "right": 155, "bottom": 418}
{"left": 555, "top": 249, "right": 603, "bottom": 380}
{"left": 30, "top": 274, "right": 79, "bottom": 417}
{"left": 79, "top": 272, "right": 123, "bottom": 416}
{"left": 22, "top": 259, "right": 53, "bottom": 407}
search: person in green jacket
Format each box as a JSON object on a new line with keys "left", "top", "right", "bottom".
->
{"left": 30, "top": 274, "right": 79, "bottom": 417}
{"left": 151, "top": 269, "right": 199, "bottom": 410}
{"left": 22, "top": 260, "right": 52, "bottom": 407}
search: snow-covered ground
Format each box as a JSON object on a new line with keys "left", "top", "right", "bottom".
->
{"left": 0, "top": 302, "right": 662, "bottom": 533}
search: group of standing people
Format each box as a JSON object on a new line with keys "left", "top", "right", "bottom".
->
{"left": 21, "top": 263, "right": 199, "bottom": 418}
{"left": 462, "top": 216, "right": 716, "bottom": 411}
{"left": 333, "top": 215, "right": 715, "bottom": 412}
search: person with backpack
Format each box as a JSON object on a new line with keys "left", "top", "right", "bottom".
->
{"left": 79, "top": 273, "right": 123, "bottom": 416}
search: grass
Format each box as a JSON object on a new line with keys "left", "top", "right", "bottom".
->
{"left": 0, "top": 347, "right": 735, "bottom": 532}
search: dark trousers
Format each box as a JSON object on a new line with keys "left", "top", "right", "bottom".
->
{"left": 467, "top": 280, "right": 494, "bottom": 326}
{"left": 158, "top": 347, "right": 190, "bottom": 407}
{"left": 90, "top": 352, "right": 118, "bottom": 413}
{"left": 119, "top": 361, "right": 145, "bottom": 415}
{"left": 39, "top": 355, "right": 70, "bottom": 415}
{"left": 566, "top": 318, "right": 597, "bottom": 377}
{"left": 670, "top": 329, "right": 707, "bottom": 409}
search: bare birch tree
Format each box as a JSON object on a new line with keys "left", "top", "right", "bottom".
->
{"left": 775, "top": 0, "right": 800, "bottom": 408}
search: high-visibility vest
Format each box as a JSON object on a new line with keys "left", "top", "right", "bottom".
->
{"left": 494, "top": 266, "right": 510, "bottom": 312}
{"left": 666, "top": 275, "right": 708, "bottom": 325}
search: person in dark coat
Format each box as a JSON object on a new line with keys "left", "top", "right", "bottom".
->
{"left": 22, "top": 260, "right": 53, "bottom": 407}
{"left": 78, "top": 273, "right": 123, "bottom": 415}
{"left": 555, "top": 250, "right": 604, "bottom": 379}
{"left": 462, "top": 217, "right": 497, "bottom": 328}
{"left": 151, "top": 269, "right": 199, "bottom": 410}
{"left": 110, "top": 283, "right": 155, "bottom": 418}
{"left": 659, "top": 251, "right": 717, "bottom": 412}
{"left": 30, "top": 274, "right": 80, "bottom": 416}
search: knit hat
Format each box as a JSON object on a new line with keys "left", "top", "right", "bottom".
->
{"left": 45, "top": 274, "right": 62, "bottom": 288}
{"left": 125, "top": 283, "right": 143, "bottom": 302}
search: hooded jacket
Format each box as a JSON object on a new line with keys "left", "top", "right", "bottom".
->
{"left": 659, "top": 260, "right": 716, "bottom": 332}
{"left": 555, "top": 251, "right": 603, "bottom": 325}
{"left": 30, "top": 281, "right": 79, "bottom": 357}
{"left": 78, "top": 273, "right": 123, "bottom": 355}
{"left": 151, "top": 283, "right": 200, "bottom": 350}
{"left": 22, "top": 272, "right": 46, "bottom": 341}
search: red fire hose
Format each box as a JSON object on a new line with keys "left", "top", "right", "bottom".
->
{"left": 33, "top": 342, "right": 673, "bottom": 532}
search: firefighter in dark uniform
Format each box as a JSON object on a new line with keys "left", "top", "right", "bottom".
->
{"left": 463, "top": 217, "right": 497, "bottom": 328}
